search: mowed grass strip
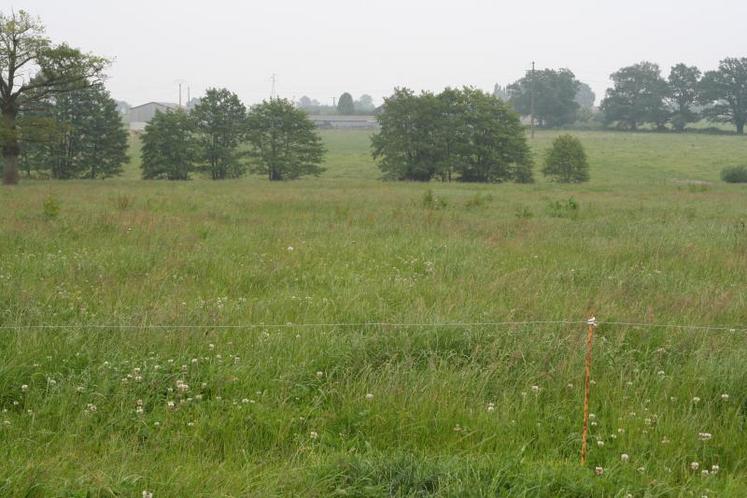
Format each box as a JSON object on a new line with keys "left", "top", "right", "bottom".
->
{"left": 0, "top": 129, "right": 746, "bottom": 496}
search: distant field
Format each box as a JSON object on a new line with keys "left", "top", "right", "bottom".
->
{"left": 1, "top": 130, "right": 746, "bottom": 496}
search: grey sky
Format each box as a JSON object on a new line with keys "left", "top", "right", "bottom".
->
{"left": 13, "top": 0, "right": 747, "bottom": 106}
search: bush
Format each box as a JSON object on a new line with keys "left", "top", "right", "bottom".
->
{"left": 546, "top": 197, "right": 579, "bottom": 219}
{"left": 42, "top": 195, "right": 61, "bottom": 219}
{"left": 542, "top": 135, "right": 590, "bottom": 183}
{"left": 721, "top": 165, "right": 747, "bottom": 183}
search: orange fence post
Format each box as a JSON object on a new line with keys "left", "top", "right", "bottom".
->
{"left": 580, "top": 316, "right": 598, "bottom": 466}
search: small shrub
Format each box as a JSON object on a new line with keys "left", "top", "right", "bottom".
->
{"left": 542, "top": 135, "right": 590, "bottom": 183}
{"left": 422, "top": 189, "right": 447, "bottom": 209}
{"left": 515, "top": 205, "right": 534, "bottom": 219}
{"left": 465, "top": 193, "right": 494, "bottom": 208}
{"left": 42, "top": 196, "right": 61, "bottom": 219}
{"left": 721, "top": 165, "right": 747, "bottom": 183}
{"left": 546, "top": 197, "right": 579, "bottom": 219}
{"left": 114, "top": 194, "right": 134, "bottom": 211}
{"left": 687, "top": 183, "right": 710, "bottom": 193}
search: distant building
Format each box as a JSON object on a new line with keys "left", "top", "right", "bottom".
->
{"left": 308, "top": 115, "right": 378, "bottom": 130}
{"left": 127, "top": 102, "right": 179, "bottom": 131}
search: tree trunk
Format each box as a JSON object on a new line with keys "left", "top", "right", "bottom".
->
{"left": 2, "top": 109, "right": 20, "bottom": 185}
{"left": 737, "top": 120, "right": 744, "bottom": 135}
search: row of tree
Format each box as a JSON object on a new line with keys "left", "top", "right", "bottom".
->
{"left": 372, "top": 87, "right": 533, "bottom": 183}
{"left": 500, "top": 58, "right": 747, "bottom": 134}
{"left": 601, "top": 59, "right": 747, "bottom": 133}
{"left": 296, "top": 93, "right": 376, "bottom": 115}
{"left": 142, "top": 89, "right": 325, "bottom": 181}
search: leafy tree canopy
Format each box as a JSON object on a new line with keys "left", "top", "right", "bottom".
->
{"left": 508, "top": 68, "right": 580, "bottom": 127}
{"left": 699, "top": 57, "right": 747, "bottom": 135}
{"left": 542, "top": 134, "right": 590, "bottom": 183}
{"left": 141, "top": 110, "right": 198, "bottom": 180}
{"left": 1, "top": 10, "right": 108, "bottom": 184}
{"left": 191, "top": 88, "right": 247, "bottom": 179}
{"left": 246, "top": 98, "right": 326, "bottom": 180}
{"left": 600, "top": 62, "right": 670, "bottom": 130}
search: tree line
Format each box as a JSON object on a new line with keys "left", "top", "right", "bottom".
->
{"left": 371, "top": 87, "right": 590, "bottom": 184}
{"left": 499, "top": 58, "right": 747, "bottom": 134}
{"left": 142, "top": 90, "right": 325, "bottom": 181}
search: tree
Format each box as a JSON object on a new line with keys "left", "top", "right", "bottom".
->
{"left": 354, "top": 94, "right": 375, "bottom": 113}
{"left": 245, "top": 98, "right": 326, "bottom": 180}
{"left": 574, "top": 82, "right": 596, "bottom": 109}
{"left": 371, "top": 88, "right": 443, "bottom": 181}
{"left": 372, "top": 87, "right": 533, "bottom": 183}
{"left": 191, "top": 88, "right": 247, "bottom": 179}
{"left": 600, "top": 62, "right": 670, "bottom": 130}
{"left": 542, "top": 134, "right": 589, "bottom": 183}
{"left": 493, "top": 84, "right": 510, "bottom": 101}
{"left": 508, "top": 68, "right": 580, "bottom": 127}
{"left": 452, "top": 88, "right": 533, "bottom": 183}
{"left": 668, "top": 64, "right": 701, "bottom": 131}
{"left": 337, "top": 92, "right": 355, "bottom": 114}
{"left": 18, "top": 83, "right": 127, "bottom": 179}
{"left": 141, "top": 110, "right": 198, "bottom": 180}
{"left": 699, "top": 57, "right": 747, "bottom": 135}
{"left": 1, "top": 10, "right": 108, "bottom": 185}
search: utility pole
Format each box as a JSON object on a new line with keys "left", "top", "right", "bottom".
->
{"left": 270, "top": 73, "right": 277, "bottom": 99}
{"left": 178, "top": 82, "right": 183, "bottom": 109}
{"left": 332, "top": 96, "right": 337, "bottom": 107}
{"left": 187, "top": 87, "right": 191, "bottom": 107}
{"left": 530, "top": 61, "right": 535, "bottom": 139}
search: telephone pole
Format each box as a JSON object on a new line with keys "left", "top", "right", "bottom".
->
{"left": 530, "top": 61, "right": 535, "bottom": 139}
{"left": 270, "top": 74, "right": 277, "bottom": 99}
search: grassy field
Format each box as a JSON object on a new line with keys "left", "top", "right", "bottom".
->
{"left": 1, "top": 129, "right": 746, "bottom": 497}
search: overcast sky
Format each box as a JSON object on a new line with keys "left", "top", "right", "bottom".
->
{"left": 12, "top": 0, "right": 747, "bottom": 106}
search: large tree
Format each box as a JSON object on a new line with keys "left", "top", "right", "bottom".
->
{"left": 372, "top": 87, "right": 533, "bottom": 183}
{"left": 27, "top": 84, "right": 128, "bottom": 179}
{"left": 508, "top": 68, "right": 580, "bottom": 127}
{"left": 1, "top": 10, "right": 108, "bottom": 184}
{"left": 600, "top": 62, "right": 670, "bottom": 130}
{"left": 668, "top": 63, "right": 701, "bottom": 131}
{"left": 191, "top": 88, "right": 247, "bottom": 179}
{"left": 337, "top": 92, "right": 355, "bottom": 115}
{"left": 699, "top": 57, "right": 747, "bottom": 135}
{"left": 371, "top": 88, "right": 444, "bottom": 181}
{"left": 141, "top": 110, "right": 198, "bottom": 180}
{"left": 246, "top": 98, "right": 325, "bottom": 180}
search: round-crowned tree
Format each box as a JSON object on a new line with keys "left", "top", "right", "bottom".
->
{"left": 542, "top": 134, "right": 590, "bottom": 183}
{"left": 246, "top": 98, "right": 326, "bottom": 180}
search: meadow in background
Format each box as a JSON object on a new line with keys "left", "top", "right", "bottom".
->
{"left": 1, "top": 129, "right": 746, "bottom": 496}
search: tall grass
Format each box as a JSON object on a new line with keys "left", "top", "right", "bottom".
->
{"left": 0, "top": 130, "right": 746, "bottom": 496}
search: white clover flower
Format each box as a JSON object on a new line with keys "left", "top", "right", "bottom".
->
{"left": 690, "top": 461, "right": 700, "bottom": 471}
{"left": 287, "top": 246, "right": 294, "bottom": 252}
{"left": 136, "top": 406, "right": 144, "bottom": 415}
{"left": 21, "top": 384, "right": 28, "bottom": 392}
{"left": 531, "top": 385, "right": 540, "bottom": 393}
{"left": 142, "top": 491, "right": 153, "bottom": 498}
{"left": 597, "top": 440, "right": 604, "bottom": 447}
{"left": 594, "top": 466, "right": 604, "bottom": 476}
{"left": 701, "top": 469, "right": 710, "bottom": 476}
{"left": 316, "top": 371, "right": 324, "bottom": 378}
{"left": 621, "top": 453, "right": 629, "bottom": 463}
{"left": 366, "top": 393, "right": 374, "bottom": 401}
{"left": 85, "top": 403, "right": 97, "bottom": 413}
{"left": 310, "top": 431, "right": 318, "bottom": 440}
{"left": 692, "top": 397, "right": 701, "bottom": 403}
{"left": 698, "top": 432, "right": 712, "bottom": 441}
{"left": 711, "top": 464, "right": 719, "bottom": 474}
{"left": 721, "top": 394, "right": 729, "bottom": 401}
{"left": 167, "top": 401, "right": 175, "bottom": 409}
{"left": 487, "top": 402, "right": 495, "bottom": 412}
